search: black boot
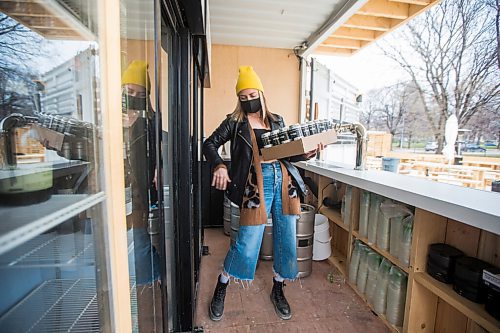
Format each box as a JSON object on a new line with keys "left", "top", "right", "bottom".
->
{"left": 209, "top": 275, "right": 228, "bottom": 321}
{"left": 270, "top": 278, "right": 292, "bottom": 320}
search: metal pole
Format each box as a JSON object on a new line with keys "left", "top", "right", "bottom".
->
{"left": 309, "top": 58, "right": 315, "bottom": 121}
{"left": 400, "top": 113, "right": 404, "bottom": 149}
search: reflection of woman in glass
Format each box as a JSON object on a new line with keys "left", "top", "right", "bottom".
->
{"left": 203, "top": 66, "right": 322, "bottom": 321}
{"left": 121, "top": 60, "right": 161, "bottom": 329}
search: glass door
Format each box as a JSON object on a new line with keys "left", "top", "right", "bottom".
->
{"left": 0, "top": 1, "right": 113, "bottom": 331}
{"left": 119, "top": 0, "right": 166, "bottom": 331}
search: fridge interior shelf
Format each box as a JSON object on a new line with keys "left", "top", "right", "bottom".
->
{"left": 0, "top": 232, "right": 95, "bottom": 268}
{"left": 0, "top": 278, "right": 137, "bottom": 333}
{"left": 0, "top": 192, "right": 105, "bottom": 256}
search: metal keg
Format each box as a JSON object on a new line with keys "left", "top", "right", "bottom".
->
{"left": 147, "top": 205, "right": 160, "bottom": 235}
{"left": 223, "top": 195, "right": 231, "bottom": 236}
{"left": 492, "top": 180, "right": 500, "bottom": 193}
{"left": 296, "top": 204, "right": 316, "bottom": 278}
{"left": 230, "top": 202, "right": 240, "bottom": 246}
{"left": 260, "top": 217, "right": 273, "bottom": 260}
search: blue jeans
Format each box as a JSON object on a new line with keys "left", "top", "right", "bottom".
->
{"left": 223, "top": 161, "right": 299, "bottom": 281}
{"left": 129, "top": 227, "right": 161, "bottom": 285}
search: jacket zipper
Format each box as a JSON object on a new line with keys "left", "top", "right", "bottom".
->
{"left": 238, "top": 132, "right": 252, "bottom": 149}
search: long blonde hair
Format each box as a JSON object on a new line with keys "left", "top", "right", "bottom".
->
{"left": 229, "top": 91, "right": 276, "bottom": 127}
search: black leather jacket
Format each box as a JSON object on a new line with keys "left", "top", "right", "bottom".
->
{"left": 203, "top": 113, "right": 308, "bottom": 206}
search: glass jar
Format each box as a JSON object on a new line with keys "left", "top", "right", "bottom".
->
{"left": 348, "top": 240, "right": 362, "bottom": 284}
{"left": 366, "top": 252, "right": 382, "bottom": 304}
{"left": 278, "top": 126, "right": 290, "bottom": 144}
{"left": 386, "top": 267, "right": 408, "bottom": 326}
{"left": 368, "top": 193, "right": 382, "bottom": 245}
{"left": 261, "top": 132, "right": 272, "bottom": 148}
{"left": 399, "top": 215, "right": 413, "bottom": 266}
{"left": 377, "top": 199, "right": 392, "bottom": 251}
{"left": 356, "top": 247, "right": 370, "bottom": 294}
{"left": 358, "top": 190, "right": 370, "bottom": 238}
{"left": 373, "top": 259, "right": 392, "bottom": 314}
{"left": 288, "top": 124, "right": 303, "bottom": 141}
{"left": 343, "top": 185, "right": 352, "bottom": 226}
{"left": 269, "top": 129, "right": 281, "bottom": 146}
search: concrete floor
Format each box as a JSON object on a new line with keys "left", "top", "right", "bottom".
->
{"left": 195, "top": 228, "right": 390, "bottom": 333}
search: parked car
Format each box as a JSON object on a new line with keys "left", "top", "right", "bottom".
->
{"left": 484, "top": 140, "right": 498, "bottom": 147}
{"left": 463, "top": 143, "right": 486, "bottom": 152}
{"left": 425, "top": 141, "right": 438, "bottom": 151}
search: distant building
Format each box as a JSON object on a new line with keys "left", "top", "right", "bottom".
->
{"left": 40, "top": 47, "right": 97, "bottom": 123}
{"left": 307, "top": 59, "right": 361, "bottom": 124}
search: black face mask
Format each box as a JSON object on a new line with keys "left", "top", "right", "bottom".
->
{"left": 122, "top": 94, "right": 147, "bottom": 112}
{"left": 241, "top": 98, "right": 262, "bottom": 114}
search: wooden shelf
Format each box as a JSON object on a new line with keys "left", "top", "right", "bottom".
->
{"left": 352, "top": 231, "right": 410, "bottom": 274}
{"left": 414, "top": 272, "right": 500, "bottom": 333}
{"left": 346, "top": 281, "right": 402, "bottom": 333}
{"left": 327, "top": 247, "right": 347, "bottom": 277}
{"left": 319, "top": 206, "right": 350, "bottom": 232}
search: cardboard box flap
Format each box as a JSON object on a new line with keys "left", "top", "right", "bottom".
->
{"left": 261, "top": 129, "right": 337, "bottom": 161}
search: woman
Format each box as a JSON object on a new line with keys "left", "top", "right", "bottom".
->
{"left": 203, "top": 66, "right": 323, "bottom": 321}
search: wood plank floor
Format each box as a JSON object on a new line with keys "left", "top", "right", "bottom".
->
{"left": 195, "top": 228, "right": 390, "bottom": 333}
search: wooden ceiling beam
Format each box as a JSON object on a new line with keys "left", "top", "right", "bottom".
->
{"left": 343, "top": 14, "right": 396, "bottom": 31}
{"left": 358, "top": 0, "right": 416, "bottom": 20}
{"left": 9, "top": 16, "right": 70, "bottom": 29}
{"left": 314, "top": 46, "right": 354, "bottom": 56}
{"left": 388, "top": 0, "right": 431, "bottom": 5}
{"left": 0, "top": 2, "right": 48, "bottom": 16}
{"left": 332, "top": 27, "right": 380, "bottom": 41}
{"left": 322, "top": 37, "right": 363, "bottom": 50}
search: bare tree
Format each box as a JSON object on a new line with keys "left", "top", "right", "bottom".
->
{"left": 360, "top": 98, "right": 381, "bottom": 131}
{"left": 381, "top": 0, "right": 500, "bottom": 153}
{"left": 0, "top": 13, "right": 45, "bottom": 118}
{"left": 364, "top": 82, "right": 429, "bottom": 148}
{"left": 467, "top": 102, "right": 500, "bottom": 144}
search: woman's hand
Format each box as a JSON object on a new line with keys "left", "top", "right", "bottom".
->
{"left": 212, "top": 166, "right": 231, "bottom": 190}
{"left": 304, "top": 143, "right": 325, "bottom": 159}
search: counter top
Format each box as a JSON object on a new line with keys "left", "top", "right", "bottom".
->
{"left": 296, "top": 160, "right": 500, "bottom": 235}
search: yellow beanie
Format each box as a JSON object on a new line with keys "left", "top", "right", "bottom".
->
{"left": 122, "top": 60, "right": 151, "bottom": 92}
{"left": 235, "top": 66, "right": 264, "bottom": 95}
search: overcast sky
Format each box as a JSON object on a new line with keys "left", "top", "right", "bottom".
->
{"left": 315, "top": 38, "right": 410, "bottom": 94}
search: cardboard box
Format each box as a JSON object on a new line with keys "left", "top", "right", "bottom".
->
{"left": 261, "top": 129, "right": 337, "bottom": 161}
{"left": 30, "top": 124, "right": 65, "bottom": 151}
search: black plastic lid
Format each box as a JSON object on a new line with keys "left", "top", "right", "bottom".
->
{"left": 456, "top": 257, "right": 491, "bottom": 272}
{"left": 429, "top": 243, "right": 464, "bottom": 258}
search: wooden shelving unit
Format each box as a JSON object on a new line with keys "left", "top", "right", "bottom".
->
{"left": 319, "top": 206, "right": 349, "bottom": 232}
{"left": 352, "top": 231, "right": 410, "bottom": 274}
{"left": 346, "top": 281, "right": 402, "bottom": 333}
{"left": 303, "top": 171, "right": 500, "bottom": 333}
{"left": 414, "top": 272, "right": 500, "bottom": 333}
{"left": 327, "top": 247, "right": 347, "bottom": 277}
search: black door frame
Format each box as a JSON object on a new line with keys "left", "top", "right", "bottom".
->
{"left": 160, "top": 1, "right": 207, "bottom": 331}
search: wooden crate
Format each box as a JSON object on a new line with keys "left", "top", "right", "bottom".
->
{"left": 367, "top": 131, "right": 392, "bottom": 157}
{"left": 14, "top": 127, "right": 45, "bottom": 156}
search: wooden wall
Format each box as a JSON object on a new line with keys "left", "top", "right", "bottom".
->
{"left": 204, "top": 44, "right": 301, "bottom": 136}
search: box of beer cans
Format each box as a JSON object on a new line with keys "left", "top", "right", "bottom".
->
{"left": 261, "top": 119, "right": 337, "bottom": 161}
